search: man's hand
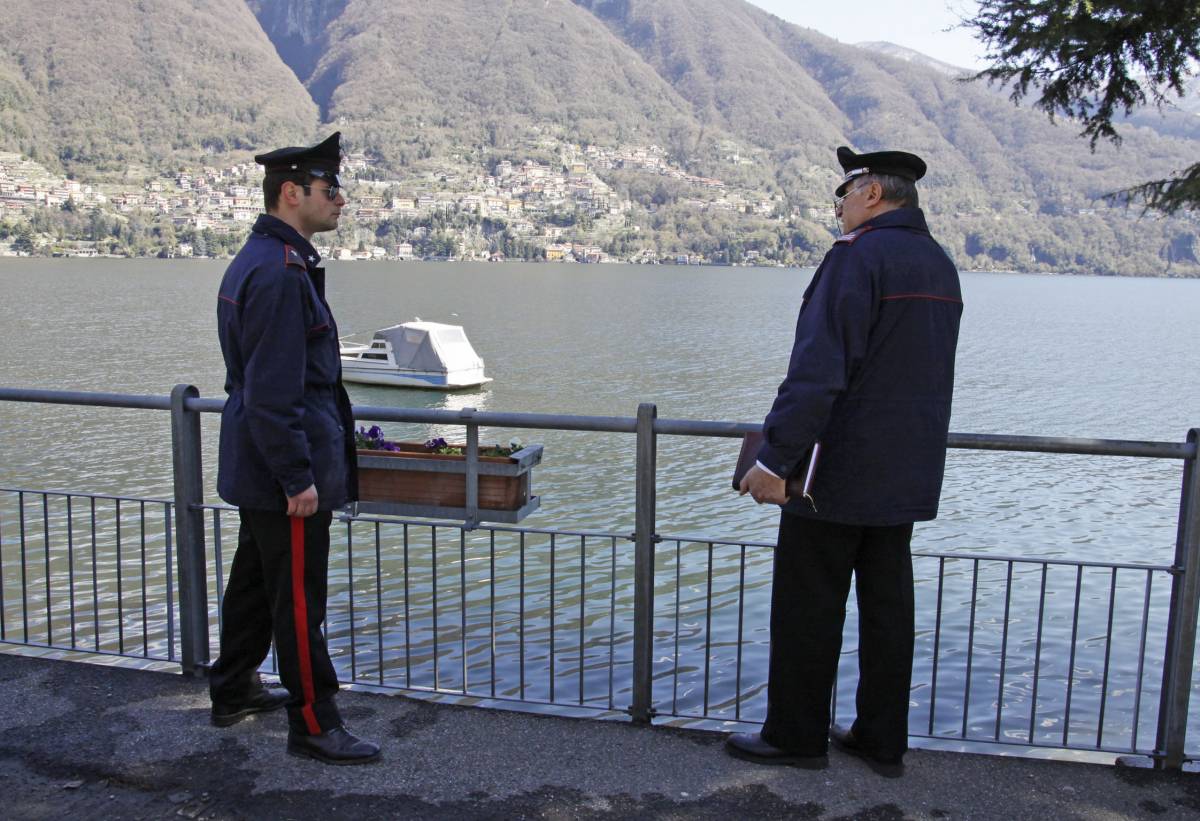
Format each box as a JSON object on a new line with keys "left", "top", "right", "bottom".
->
{"left": 287, "top": 484, "right": 319, "bottom": 518}
{"left": 739, "top": 464, "right": 789, "bottom": 505}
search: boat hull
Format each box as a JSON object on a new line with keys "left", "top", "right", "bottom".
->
{"left": 340, "top": 360, "right": 492, "bottom": 390}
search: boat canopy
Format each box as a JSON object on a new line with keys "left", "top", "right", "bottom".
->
{"left": 372, "top": 322, "right": 484, "bottom": 375}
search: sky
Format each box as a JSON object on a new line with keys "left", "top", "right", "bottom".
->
{"left": 746, "top": 1, "right": 988, "bottom": 70}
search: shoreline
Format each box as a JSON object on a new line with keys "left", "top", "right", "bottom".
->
{"left": 2, "top": 255, "right": 1199, "bottom": 279}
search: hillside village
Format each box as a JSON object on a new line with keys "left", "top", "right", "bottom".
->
{"left": 0, "top": 139, "right": 792, "bottom": 265}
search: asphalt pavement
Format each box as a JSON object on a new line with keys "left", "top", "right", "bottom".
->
{"left": 0, "top": 652, "right": 1196, "bottom": 820}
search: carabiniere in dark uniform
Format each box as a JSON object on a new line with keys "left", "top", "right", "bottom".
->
{"left": 728, "top": 145, "right": 962, "bottom": 776}
{"left": 208, "top": 132, "right": 379, "bottom": 765}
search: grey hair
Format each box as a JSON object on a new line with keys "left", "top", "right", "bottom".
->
{"left": 868, "top": 173, "right": 919, "bottom": 208}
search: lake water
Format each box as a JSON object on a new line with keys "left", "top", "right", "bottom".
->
{"left": 0, "top": 259, "right": 1197, "bottom": 748}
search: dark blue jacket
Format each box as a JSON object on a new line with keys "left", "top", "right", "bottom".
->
{"left": 216, "top": 214, "right": 357, "bottom": 511}
{"left": 758, "top": 208, "right": 962, "bottom": 525}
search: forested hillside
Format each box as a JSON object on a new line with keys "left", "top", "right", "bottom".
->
{"left": 0, "top": 0, "right": 318, "bottom": 173}
{"left": 0, "top": 0, "right": 1196, "bottom": 274}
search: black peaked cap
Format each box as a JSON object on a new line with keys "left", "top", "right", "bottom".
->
{"left": 255, "top": 132, "right": 342, "bottom": 176}
{"left": 834, "top": 145, "right": 926, "bottom": 196}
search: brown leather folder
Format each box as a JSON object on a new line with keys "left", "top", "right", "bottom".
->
{"left": 732, "top": 431, "right": 820, "bottom": 506}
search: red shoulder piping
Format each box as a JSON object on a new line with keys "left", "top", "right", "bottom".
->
{"left": 879, "top": 293, "right": 963, "bottom": 304}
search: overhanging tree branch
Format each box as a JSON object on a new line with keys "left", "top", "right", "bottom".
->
{"left": 966, "top": 0, "right": 1200, "bottom": 211}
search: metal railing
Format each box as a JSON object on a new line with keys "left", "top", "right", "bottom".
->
{"left": 0, "top": 385, "right": 1196, "bottom": 769}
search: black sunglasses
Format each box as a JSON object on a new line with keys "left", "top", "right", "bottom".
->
{"left": 301, "top": 169, "right": 344, "bottom": 200}
{"left": 301, "top": 182, "right": 342, "bottom": 201}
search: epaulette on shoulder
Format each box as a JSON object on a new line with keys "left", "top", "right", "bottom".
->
{"left": 283, "top": 244, "right": 308, "bottom": 270}
{"left": 834, "top": 225, "right": 875, "bottom": 246}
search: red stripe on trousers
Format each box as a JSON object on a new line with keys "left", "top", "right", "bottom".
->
{"left": 290, "top": 516, "right": 322, "bottom": 735}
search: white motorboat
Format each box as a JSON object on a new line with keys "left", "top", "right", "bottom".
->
{"left": 339, "top": 321, "right": 493, "bottom": 390}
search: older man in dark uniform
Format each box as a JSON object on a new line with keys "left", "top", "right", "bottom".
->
{"left": 208, "top": 132, "right": 379, "bottom": 765}
{"left": 727, "top": 146, "right": 962, "bottom": 777}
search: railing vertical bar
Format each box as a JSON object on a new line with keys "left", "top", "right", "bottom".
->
{"left": 1131, "top": 571, "right": 1153, "bottom": 751}
{"left": 630, "top": 402, "right": 657, "bottom": 724}
{"left": 464, "top": 418, "right": 479, "bottom": 528}
{"left": 607, "top": 535, "right": 616, "bottom": 711}
{"left": 1155, "top": 428, "right": 1200, "bottom": 770}
{"left": 67, "top": 495, "right": 76, "bottom": 649}
{"left": 213, "top": 509, "right": 224, "bottom": 635}
{"left": 1097, "top": 567, "right": 1118, "bottom": 749}
{"left": 375, "top": 522, "right": 384, "bottom": 687}
{"left": 90, "top": 497, "right": 98, "bottom": 651}
{"left": 139, "top": 500, "right": 148, "bottom": 658}
{"left": 403, "top": 524, "right": 412, "bottom": 687}
{"left": 116, "top": 498, "right": 124, "bottom": 654}
{"left": 928, "top": 556, "right": 946, "bottom": 734}
{"left": 994, "top": 561, "right": 1013, "bottom": 741}
{"left": 347, "top": 519, "right": 357, "bottom": 682}
{"left": 1028, "top": 563, "right": 1049, "bottom": 744}
{"left": 671, "top": 539, "right": 682, "bottom": 715}
{"left": 962, "top": 558, "right": 980, "bottom": 738}
{"left": 578, "top": 534, "right": 586, "bottom": 705}
{"left": 19, "top": 490, "right": 28, "bottom": 642}
{"left": 460, "top": 528, "right": 467, "bottom": 694}
{"left": 519, "top": 530, "right": 526, "bottom": 701}
{"left": 169, "top": 384, "right": 209, "bottom": 674}
{"left": 0, "top": 492, "right": 6, "bottom": 641}
{"left": 702, "top": 540, "right": 715, "bottom": 716}
{"left": 163, "top": 503, "right": 174, "bottom": 662}
{"left": 734, "top": 542, "right": 748, "bottom": 721}
{"left": 550, "top": 532, "right": 557, "bottom": 703}
{"left": 42, "top": 493, "right": 51, "bottom": 646}
{"left": 432, "top": 526, "right": 439, "bottom": 690}
{"left": 1062, "top": 564, "right": 1084, "bottom": 746}
{"left": 489, "top": 530, "right": 496, "bottom": 698}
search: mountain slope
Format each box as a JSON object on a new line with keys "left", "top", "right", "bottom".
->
{"left": 296, "top": 0, "right": 707, "bottom": 163}
{"left": 245, "top": 0, "right": 349, "bottom": 84}
{"left": 572, "top": 0, "right": 1196, "bottom": 209}
{"left": 0, "top": 0, "right": 319, "bottom": 174}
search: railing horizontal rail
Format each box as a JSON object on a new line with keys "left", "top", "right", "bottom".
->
{"left": 2, "top": 386, "right": 1192, "bottom": 459}
{"left": 0, "top": 387, "right": 172, "bottom": 411}
{"left": 655, "top": 531, "right": 1175, "bottom": 572}
{"left": 194, "top": 502, "right": 630, "bottom": 542}
{"left": 0, "top": 640, "right": 175, "bottom": 664}
{"left": 946, "top": 432, "right": 1194, "bottom": 460}
{"left": 908, "top": 551, "right": 1172, "bottom": 572}
{"left": 0, "top": 487, "right": 174, "bottom": 506}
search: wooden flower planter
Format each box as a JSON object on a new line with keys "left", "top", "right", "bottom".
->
{"left": 355, "top": 442, "right": 542, "bottom": 523}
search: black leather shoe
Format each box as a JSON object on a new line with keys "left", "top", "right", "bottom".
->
{"left": 724, "top": 732, "right": 827, "bottom": 769}
{"left": 829, "top": 724, "right": 904, "bottom": 778}
{"left": 211, "top": 683, "right": 290, "bottom": 727}
{"left": 287, "top": 726, "right": 381, "bottom": 765}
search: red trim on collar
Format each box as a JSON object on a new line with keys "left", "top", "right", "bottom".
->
{"left": 834, "top": 225, "right": 875, "bottom": 245}
{"left": 283, "top": 244, "right": 307, "bottom": 270}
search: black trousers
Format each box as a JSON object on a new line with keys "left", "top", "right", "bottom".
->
{"left": 760, "top": 512, "right": 915, "bottom": 760}
{"left": 208, "top": 509, "right": 342, "bottom": 735}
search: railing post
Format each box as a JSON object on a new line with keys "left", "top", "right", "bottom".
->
{"left": 170, "top": 384, "right": 210, "bottom": 677}
{"left": 1155, "top": 428, "right": 1200, "bottom": 770}
{"left": 630, "top": 402, "right": 657, "bottom": 724}
{"left": 462, "top": 407, "right": 478, "bottom": 530}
